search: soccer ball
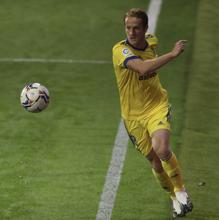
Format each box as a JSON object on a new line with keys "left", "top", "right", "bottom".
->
{"left": 20, "top": 83, "right": 50, "bottom": 113}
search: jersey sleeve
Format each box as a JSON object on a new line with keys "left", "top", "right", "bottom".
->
{"left": 145, "top": 33, "right": 158, "bottom": 56}
{"left": 112, "top": 45, "right": 139, "bottom": 68}
{"left": 145, "top": 33, "right": 158, "bottom": 47}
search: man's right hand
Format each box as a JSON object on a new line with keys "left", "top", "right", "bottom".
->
{"left": 171, "top": 40, "right": 187, "bottom": 58}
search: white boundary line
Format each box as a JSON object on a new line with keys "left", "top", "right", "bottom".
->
{"left": 96, "top": 120, "right": 129, "bottom": 220}
{"left": 147, "top": 0, "right": 163, "bottom": 35}
{"left": 0, "top": 58, "right": 111, "bottom": 64}
{"left": 96, "top": 1, "right": 163, "bottom": 219}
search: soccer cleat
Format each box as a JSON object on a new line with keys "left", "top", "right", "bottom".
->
{"left": 181, "top": 196, "right": 193, "bottom": 214}
{"left": 175, "top": 191, "right": 193, "bottom": 214}
{"left": 172, "top": 198, "right": 186, "bottom": 218}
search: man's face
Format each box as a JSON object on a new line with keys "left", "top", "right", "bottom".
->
{"left": 125, "top": 16, "right": 147, "bottom": 47}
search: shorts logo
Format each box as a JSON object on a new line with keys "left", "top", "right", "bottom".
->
{"left": 158, "top": 121, "right": 164, "bottom": 125}
{"left": 122, "top": 48, "right": 129, "bottom": 55}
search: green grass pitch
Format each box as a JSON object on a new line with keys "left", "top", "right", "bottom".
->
{"left": 0, "top": 0, "right": 218, "bottom": 220}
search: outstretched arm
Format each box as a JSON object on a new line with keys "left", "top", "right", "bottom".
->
{"left": 126, "top": 40, "right": 187, "bottom": 76}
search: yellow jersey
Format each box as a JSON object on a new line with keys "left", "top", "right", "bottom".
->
{"left": 112, "top": 34, "right": 168, "bottom": 120}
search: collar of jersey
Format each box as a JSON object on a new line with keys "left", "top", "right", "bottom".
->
{"left": 125, "top": 39, "right": 148, "bottom": 51}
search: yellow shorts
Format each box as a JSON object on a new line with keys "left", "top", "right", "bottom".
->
{"left": 124, "top": 105, "right": 171, "bottom": 157}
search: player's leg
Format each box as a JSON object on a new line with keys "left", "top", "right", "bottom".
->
{"left": 146, "top": 148, "right": 175, "bottom": 199}
{"left": 124, "top": 118, "right": 192, "bottom": 217}
{"left": 124, "top": 119, "right": 175, "bottom": 198}
{"left": 147, "top": 104, "right": 193, "bottom": 217}
{"left": 151, "top": 129, "right": 193, "bottom": 216}
{"left": 151, "top": 129, "right": 184, "bottom": 191}
{"left": 146, "top": 148, "right": 187, "bottom": 218}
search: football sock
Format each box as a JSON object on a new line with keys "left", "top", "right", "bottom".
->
{"left": 161, "top": 152, "right": 185, "bottom": 192}
{"left": 152, "top": 169, "right": 175, "bottom": 198}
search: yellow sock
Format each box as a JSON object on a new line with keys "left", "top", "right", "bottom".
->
{"left": 161, "top": 152, "right": 184, "bottom": 192}
{"left": 152, "top": 169, "right": 175, "bottom": 198}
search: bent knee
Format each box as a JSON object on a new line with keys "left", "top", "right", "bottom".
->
{"left": 153, "top": 138, "right": 169, "bottom": 152}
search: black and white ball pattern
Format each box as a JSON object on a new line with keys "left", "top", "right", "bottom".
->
{"left": 20, "top": 83, "right": 50, "bottom": 113}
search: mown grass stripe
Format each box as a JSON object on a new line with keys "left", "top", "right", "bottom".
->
{"left": 179, "top": 1, "right": 219, "bottom": 219}
{"left": 96, "top": 1, "right": 163, "bottom": 219}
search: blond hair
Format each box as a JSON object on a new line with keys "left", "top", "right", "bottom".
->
{"left": 124, "top": 8, "right": 148, "bottom": 28}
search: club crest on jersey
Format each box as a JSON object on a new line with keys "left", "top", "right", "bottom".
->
{"left": 122, "top": 48, "right": 130, "bottom": 55}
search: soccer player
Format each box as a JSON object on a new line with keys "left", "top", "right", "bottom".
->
{"left": 112, "top": 8, "right": 193, "bottom": 218}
